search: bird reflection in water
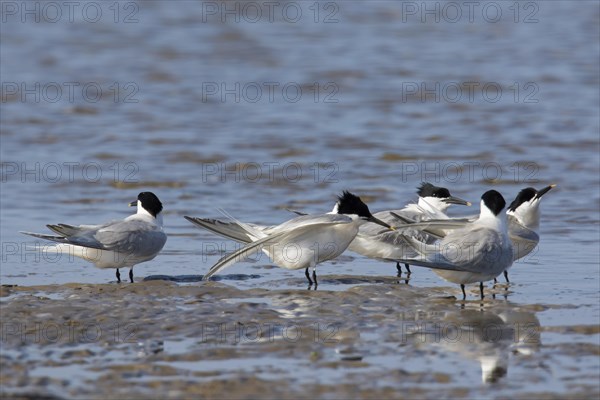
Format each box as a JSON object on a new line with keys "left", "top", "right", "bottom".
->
{"left": 403, "top": 306, "right": 541, "bottom": 383}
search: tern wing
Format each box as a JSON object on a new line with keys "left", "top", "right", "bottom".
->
{"left": 390, "top": 214, "right": 472, "bottom": 239}
{"left": 45, "top": 223, "right": 103, "bottom": 237}
{"left": 20, "top": 230, "right": 106, "bottom": 247}
{"left": 508, "top": 220, "right": 539, "bottom": 243}
{"left": 185, "top": 216, "right": 256, "bottom": 243}
{"left": 389, "top": 214, "right": 471, "bottom": 229}
{"left": 203, "top": 231, "right": 287, "bottom": 280}
{"left": 93, "top": 220, "right": 166, "bottom": 257}
{"left": 387, "top": 202, "right": 451, "bottom": 221}
{"left": 269, "top": 214, "right": 352, "bottom": 233}
{"left": 508, "top": 220, "right": 539, "bottom": 260}
{"left": 401, "top": 227, "right": 511, "bottom": 274}
{"left": 20, "top": 222, "right": 113, "bottom": 250}
{"left": 395, "top": 257, "right": 479, "bottom": 272}
{"left": 203, "top": 216, "right": 354, "bottom": 280}
{"left": 384, "top": 213, "right": 468, "bottom": 240}
{"left": 285, "top": 208, "right": 309, "bottom": 216}
{"left": 20, "top": 219, "right": 166, "bottom": 256}
{"left": 413, "top": 201, "right": 448, "bottom": 220}
{"left": 357, "top": 210, "right": 403, "bottom": 236}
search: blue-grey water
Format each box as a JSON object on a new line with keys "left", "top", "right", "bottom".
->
{"left": 1, "top": 1, "right": 599, "bottom": 398}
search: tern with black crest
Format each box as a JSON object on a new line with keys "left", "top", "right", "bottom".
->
{"left": 503, "top": 184, "right": 556, "bottom": 281}
{"left": 392, "top": 185, "right": 556, "bottom": 283}
{"left": 397, "top": 190, "right": 512, "bottom": 299}
{"left": 21, "top": 192, "right": 167, "bottom": 283}
{"left": 185, "top": 191, "right": 394, "bottom": 286}
{"left": 348, "top": 182, "right": 471, "bottom": 275}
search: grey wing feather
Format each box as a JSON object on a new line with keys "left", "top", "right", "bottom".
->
{"left": 508, "top": 221, "right": 539, "bottom": 243}
{"left": 269, "top": 214, "right": 352, "bottom": 233}
{"left": 286, "top": 208, "right": 308, "bottom": 216}
{"left": 442, "top": 228, "right": 503, "bottom": 268}
{"left": 389, "top": 214, "right": 470, "bottom": 239}
{"left": 389, "top": 214, "right": 471, "bottom": 229}
{"left": 203, "top": 231, "right": 287, "bottom": 280}
{"left": 93, "top": 220, "right": 166, "bottom": 256}
{"left": 394, "top": 257, "right": 479, "bottom": 272}
{"left": 203, "top": 217, "right": 354, "bottom": 280}
{"left": 46, "top": 221, "right": 116, "bottom": 236}
{"left": 46, "top": 223, "right": 82, "bottom": 237}
{"left": 508, "top": 220, "right": 539, "bottom": 260}
{"left": 357, "top": 211, "right": 444, "bottom": 246}
{"left": 185, "top": 216, "right": 255, "bottom": 243}
{"left": 359, "top": 211, "right": 403, "bottom": 236}
{"left": 20, "top": 226, "right": 108, "bottom": 250}
{"left": 387, "top": 212, "right": 417, "bottom": 225}
{"left": 20, "top": 231, "right": 75, "bottom": 244}
{"left": 401, "top": 227, "right": 510, "bottom": 274}
{"left": 22, "top": 219, "right": 166, "bottom": 256}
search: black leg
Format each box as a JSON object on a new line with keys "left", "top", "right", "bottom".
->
{"left": 479, "top": 282, "right": 485, "bottom": 300}
{"left": 129, "top": 268, "right": 134, "bottom": 283}
{"left": 312, "top": 269, "right": 318, "bottom": 287}
{"left": 504, "top": 270, "right": 509, "bottom": 283}
{"left": 493, "top": 278, "right": 497, "bottom": 284}
{"left": 461, "top": 284, "right": 466, "bottom": 300}
{"left": 305, "top": 267, "right": 313, "bottom": 285}
{"left": 116, "top": 269, "right": 121, "bottom": 283}
{"left": 396, "top": 262, "right": 402, "bottom": 276}
{"left": 405, "top": 264, "right": 411, "bottom": 274}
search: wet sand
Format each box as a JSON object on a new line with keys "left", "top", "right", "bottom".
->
{"left": 2, "top": 277, "right": 598, "bottom": 399}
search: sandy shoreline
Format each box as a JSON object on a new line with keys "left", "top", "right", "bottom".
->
{"left": 2, "top": 278, "right": 598, "bottom": 399}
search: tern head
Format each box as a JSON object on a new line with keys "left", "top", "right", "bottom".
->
{"left": 480, "top": 190, "right": 507, "bottom": 219}
{"left": 507, "top": 185, "right": 555, "bottom": 229}
{"left": 417, "top": 182, "right": 471, "bottom": 212}
{"left": 129, "top": 192, "right": 163, "bottom": 218}
{"left": 334, "top": 191, "right": 394, "bottom": 230}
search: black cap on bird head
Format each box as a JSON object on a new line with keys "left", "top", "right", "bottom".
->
{"left": 417, "top": 182, "right": 451, "bottom": 199}
{"left": 481, "top": 190, "right": 506, "bottom": 216}
{"left": 335, "top": 191, "right": 372, "bottom": 218}
{"left": 130, "top": 192, "right": 163, "bottom": 218}
{"left": 508, "top": 187, "right": 537, "bottom": 212}
{"left": 508, "top": 185, "right": 556, "bottom": 212}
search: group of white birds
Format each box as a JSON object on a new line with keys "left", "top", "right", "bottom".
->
{"left": 22, "top": 182, "right": 555, "bottom": 299}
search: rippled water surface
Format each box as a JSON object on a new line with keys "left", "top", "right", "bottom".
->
{"left": 1, "top": 1, "right": 599, "bottom": 398}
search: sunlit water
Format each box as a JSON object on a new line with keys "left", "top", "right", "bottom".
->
{"left": 1, "top": 1, "right": 599, "bottom": 398}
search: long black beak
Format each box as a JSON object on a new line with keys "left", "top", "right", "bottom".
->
{"left": 444, "top": 196, "right": 472, "bottom": 206}
{"left": 128, "top": 200, "right": 137, "bottom": 207}
{"left": 367, "top": 216, "right": 395, "bottom": 231}
{"left": 535, "top": 184, "right": 556, "bottom": 200}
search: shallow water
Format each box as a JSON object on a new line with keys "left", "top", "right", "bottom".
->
{"left": 1, "top": 1, "right": 599, "bottom": 398}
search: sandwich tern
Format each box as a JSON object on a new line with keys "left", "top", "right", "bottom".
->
{"left": 21, "top": 192, "right": 167, "bottom": 283}
{"left": 392, "top": 185, "right": 555, "bottom": 283}
{"left": 348, "top": 182, "right": 471, "bottom": 275}
{"left": 185, "top": 191, "right": 394, "bottom": 286}
{"left": 397, "top": 190, "right": 512, "bottom": 299}
{"left": 505, "top": 184, "right": 555, "bottom": 281}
